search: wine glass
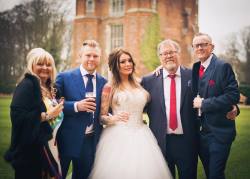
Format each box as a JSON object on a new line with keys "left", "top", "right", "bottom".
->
{"left": 85, "top": 92, "right": 96, "bottom": 124}
{"left": 196, "top": 93, "right": 202, "bottom": 117}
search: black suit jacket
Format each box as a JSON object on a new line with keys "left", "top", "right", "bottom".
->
{"left": 4, "top": 74, "right": 53, "bottom": 169}
{"left": 141, "top": 67, "right": 199, "bottom": 156}
{"left": 192, "top": 54, "right": 240, "bottom": 143}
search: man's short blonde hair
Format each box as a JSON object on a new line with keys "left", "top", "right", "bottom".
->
{"left": 79, "top": 39, "right": 101, "bottom": 55}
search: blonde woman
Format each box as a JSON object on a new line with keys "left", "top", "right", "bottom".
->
{"left": 5, "top": 48, "right": 63, "bottom": 179}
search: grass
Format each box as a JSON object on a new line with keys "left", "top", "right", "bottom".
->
{"left": 0, "top": 96, "right": 250, "bottom": 178}
{"left": 0, "top": 96, "right": 13, "bottom": 179}
{"left": 197, "top": 107, "right": 250, "bottom": 179}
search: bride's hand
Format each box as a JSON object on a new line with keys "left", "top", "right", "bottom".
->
{"left": 113, "top": 112, "right": 130, "bottom": 123}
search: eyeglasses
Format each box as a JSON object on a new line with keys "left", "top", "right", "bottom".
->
{"left": 159, "top": 51, "right": 177, "bottom": 57}
{"left": 192, "top": 43, "right": 211, "bottom": 49}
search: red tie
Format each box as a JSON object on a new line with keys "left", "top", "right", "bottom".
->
{"left": 168, "top": 74, "right": 177, "bottom": 131}
{"left": 199, "top": 65, "right": 205, "bottom": 78}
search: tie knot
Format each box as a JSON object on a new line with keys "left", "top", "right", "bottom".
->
{"left": 199, "top": 65, "right": 205, "bottom": 78}
{"left": 168, "top": 74, "right": 176, "bottom": 79}
{"left": 85, "top": 74, "right": 94, "bottom": 80}
{"left": 200, "top": 65, "right": 205, "bottom": 71}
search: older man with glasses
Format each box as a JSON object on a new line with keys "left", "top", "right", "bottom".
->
{"left": 142, "top": 39, "right": 200, "bottom": 179}
{"left": 192, "top": 33, "right": 240, "bottom": 179}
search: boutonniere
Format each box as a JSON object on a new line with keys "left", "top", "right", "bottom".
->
{"left": 209, "top": 79, "right": 215, "bottom": 86}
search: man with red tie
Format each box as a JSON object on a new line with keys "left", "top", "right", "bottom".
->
{"left": 192, "top": 33, "right": 240, "bottom": 179}
{"left": 141, "top": 39, "right": 199, "bottom": 179}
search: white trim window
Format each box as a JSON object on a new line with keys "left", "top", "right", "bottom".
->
{"left": 110, "top": 24, "right": 123, "bottom": 50}
{"left": 152, "top": 0, "right": 157, "bottom": 11}
{"left": 86, "top": 0, "right": 95, "bottom": 13}
{"left": 110, "top": 0, "right": 124, "bottom": 16}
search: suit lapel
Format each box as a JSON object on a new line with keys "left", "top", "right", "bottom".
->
{"left": 180, "top": 67, "right": 188, "bottom": 111}
{"left": 192, "top": 61, "right": 200, "bottom": 95}
{"left": 95, "top": 74, "right": 102, "bottom": 107}
{"left": 158, "top": 70, "right": 167, "bottom": 117}
{"left": 72, "top": 68, "right": 86, "bottom": 98}
{"left": 203, "top": 56, "right": 216, "bottom": 98}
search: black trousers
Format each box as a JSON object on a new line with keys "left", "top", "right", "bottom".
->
{"left": 60, "top": 134, "right": 95, "bottom": 179}
{"left": 165, "top": 134, "right": 198, "bottom": 179}
{"left": 199, "top": 132, "right": 232, "bottom": 179}
{"left": 15, "top": 165, "right": 42, "bottom": 179}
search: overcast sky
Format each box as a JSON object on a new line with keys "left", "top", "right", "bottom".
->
{"left": 199, "top": 0, "right": 250, "bottom": 53}
{"left": 1, "top": 0, "right": 250, "bottom": 53}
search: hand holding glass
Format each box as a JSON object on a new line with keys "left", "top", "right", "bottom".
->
{"left": 85, "top": 92, "right": 96, "bottom": 123}
{"left": 196, "top": 94, "right": 202, "bottom": 117}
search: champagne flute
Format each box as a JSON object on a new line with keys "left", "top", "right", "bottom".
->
{"left": 197, "top": 93, "right": 202, "bottom": 117}
{"left": 85, "top": 92, "right": 96, "bottom": 124}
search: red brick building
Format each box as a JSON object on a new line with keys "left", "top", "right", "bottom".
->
{"left": 72, "top": 0, "right": 198, "bottom": 76}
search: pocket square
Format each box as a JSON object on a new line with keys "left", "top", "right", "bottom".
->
{"left": 209, "top": 79, "right": 215, "bottom": 86}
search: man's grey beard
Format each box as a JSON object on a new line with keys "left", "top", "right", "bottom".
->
{"left": 165, "top": 62, "right": 177, "bottom": 72}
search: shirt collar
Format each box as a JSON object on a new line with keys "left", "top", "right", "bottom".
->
{"left": 163, "top": 66, "right": 181, "bottom": 79}
{"left": 201, "top": 54, "right": 213, "bottom": 69}
{"left": 80, "top": 64, "right": 96, "bottom": 78}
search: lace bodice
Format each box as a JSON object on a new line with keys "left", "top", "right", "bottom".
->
{"left": 111, "top": 87, "right": 149, "bottom": 127}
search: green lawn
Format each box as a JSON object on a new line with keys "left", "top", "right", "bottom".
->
{"left": 0, "top": 96, "right": 13, "bottom": 179}
{"left": 0, "top": 96, "right": 250, "bottom": 179}
{"left": 197, "top": 107, "right": 250, "bottom": 179}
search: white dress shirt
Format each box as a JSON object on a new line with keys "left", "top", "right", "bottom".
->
{"left": 163, "top": 67, "right": 184, "bottom": 134}
{"left": 200, "top": 54, "right": 213, "bottom": 72}
{"left": 74, "top": 65, "right": 97, "bottom": 134}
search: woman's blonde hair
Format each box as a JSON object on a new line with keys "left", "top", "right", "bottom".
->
{"left": 26, "top": 48, "right": 57, "bottom": 87}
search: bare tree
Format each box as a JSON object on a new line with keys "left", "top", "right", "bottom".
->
{"left": 240, "top": 26, "right": 250, "bottom": 84}
{"left": 0, "top": 0, "right": 72, "bottom": 93}
{"left": 219, "top": 33, "right": 243, "bottom": 82}
{"left": 219, "top": 26, "right": 250, "bottom": 84}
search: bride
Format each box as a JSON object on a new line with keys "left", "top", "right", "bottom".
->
{"left": 88, "top": 48, "right": 172, "bottom": 179}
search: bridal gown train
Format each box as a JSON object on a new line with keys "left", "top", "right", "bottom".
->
{"left": 89, "top": 88, "right": 172, "bottom": 179}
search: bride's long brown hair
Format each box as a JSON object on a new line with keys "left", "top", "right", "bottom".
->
{"left": 108, "top": 48, "right": 139, "bottom": 90}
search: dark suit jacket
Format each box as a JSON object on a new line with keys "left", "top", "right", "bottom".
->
{"left": 192, "top": 54, "right": 240, "bottom": 143}
{"left": 141, "top": 67, "right": 199, "bottom": 156}
{"left": 55, "top": 67, "right": 107, "bottom": 157}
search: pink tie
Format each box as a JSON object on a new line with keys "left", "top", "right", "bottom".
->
{"left": 168, "top": 74, "right": 177, "bottom": 131}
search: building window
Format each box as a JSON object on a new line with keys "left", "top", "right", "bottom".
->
{"left": 152, "top": 0, "right": 157, "bottom": 11}
{"left": 86, "top": 0, "right": 94, "bottom": 13}
{"left": 111, "top": 24, "right": 123, "bottom": 50}
{"left": 110, "top": 0, "right": 124, "bottom": 16}
{"left": 182, "top": 8, "right": 191, "bottom": 34}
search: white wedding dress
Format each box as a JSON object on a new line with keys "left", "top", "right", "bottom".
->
{"left": 89, "top": 88, "right": 172, "bottom": 179}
